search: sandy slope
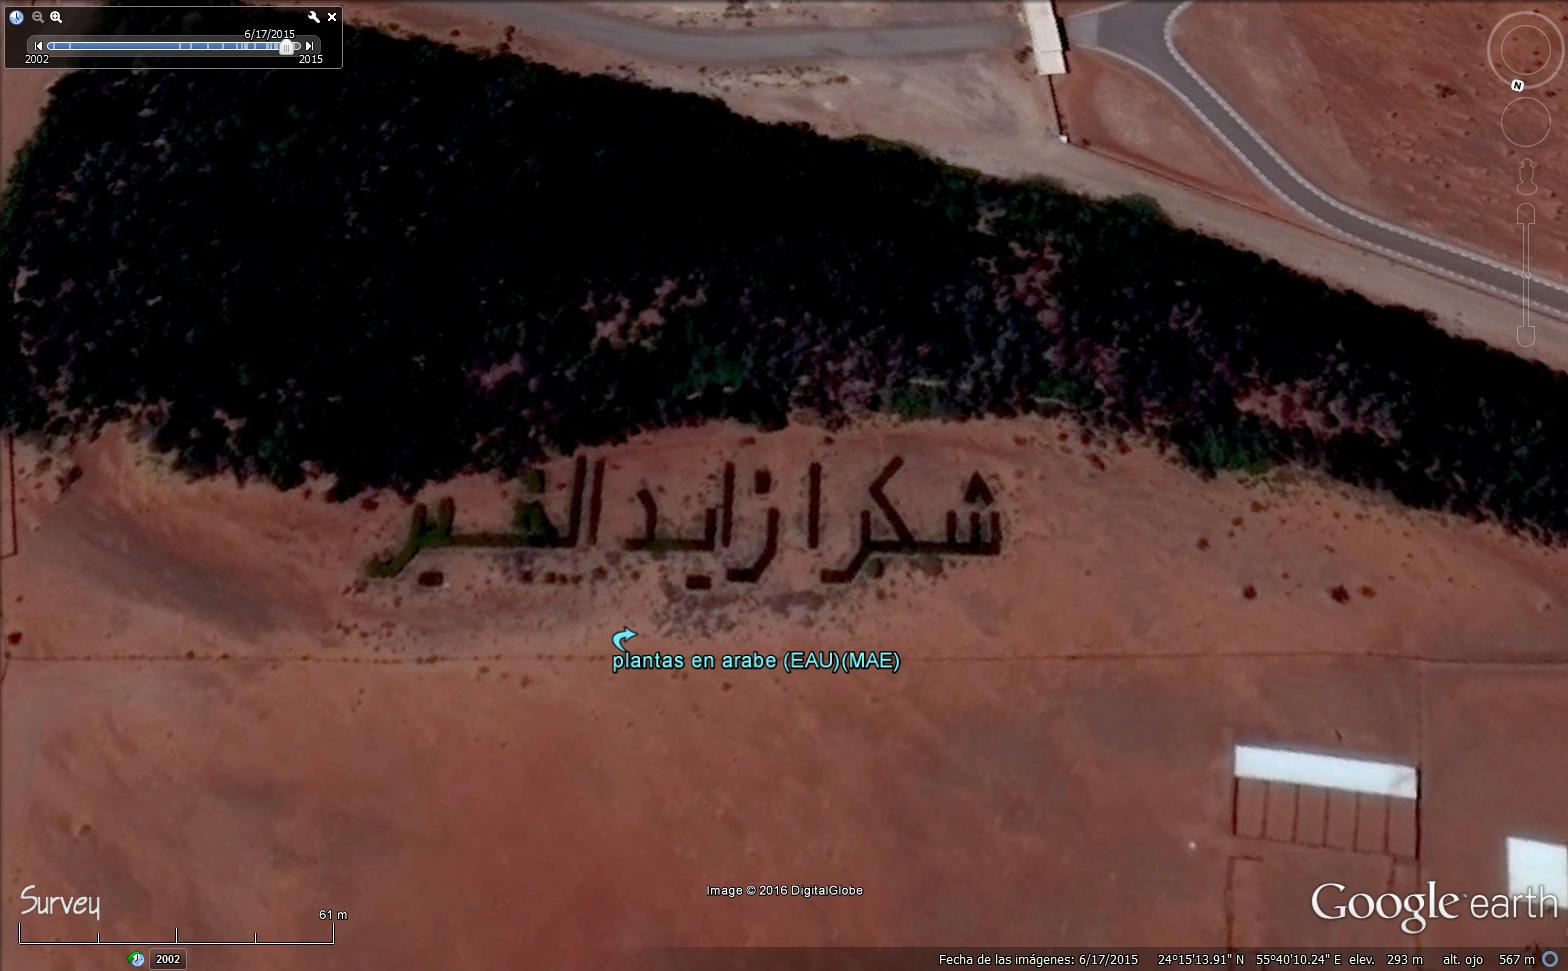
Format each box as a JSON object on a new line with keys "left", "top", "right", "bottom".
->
{"left": 0, "top": 64, "right": 65, "bottom": 185}
{"left": 1051, "top": 49, "right": 1293, "bottom": 221}
{"left": 584, "top": 1, "right": 1016, "bottom": 32}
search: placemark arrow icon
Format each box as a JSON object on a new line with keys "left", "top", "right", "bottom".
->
{"left": 611, "top": 627, "right": 637, "bottom": 652}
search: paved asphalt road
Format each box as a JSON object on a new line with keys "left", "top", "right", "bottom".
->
{"left": 1066, "top": 0, "right": 1568, "bottom": 329}
{"left": 454, "top": 1, "right": 1016, "bottom": 64}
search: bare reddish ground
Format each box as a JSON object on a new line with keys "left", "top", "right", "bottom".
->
{"left": 1054, "top": 0, "right": 1133, "bottom": 19}
{"left": 1051, "top": 50, "right": 1296, "bottom": 222}
{"left": 1174, "top": 1, "right": 1568, "bottom": 284}
{"left": 584, "top": 1, "right": 1016, "bottom": 32}
{"left": 0, "top": 65, "right": 67, "bottom": 185}
{"left": 2, "top": 420, "right": 1566, "bottom": 967}
{"left": 347, "top": 0, "right": 1052, "bottom": 182}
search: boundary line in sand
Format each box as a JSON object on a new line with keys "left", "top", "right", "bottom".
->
{"left": 0, "top": 433, "right": 10, "bottom": 912}
{"left": 0, "top": 432, "right": 15, "bottom": 559}
{"left": 6, "top": 652, "right": 1568, "bottom": 667}
{"left": 1223, "top": 854, "right": 1263, "bottom": 949}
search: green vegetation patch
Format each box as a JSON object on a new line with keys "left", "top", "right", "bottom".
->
{"left": 4, "top": 22, "right": 1568, "bottom": 542}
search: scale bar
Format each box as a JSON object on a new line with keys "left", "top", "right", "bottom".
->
{"left": 19, "top": 921, "right": 335, "bottom": 946}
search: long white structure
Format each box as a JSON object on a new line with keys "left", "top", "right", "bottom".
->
{"left": 1021, "top": 1, "right": 1067, "bottom": 75}
{"left": 1233, "top": 744, "right": 1419, "bottom": 799}
{"left": 1507, "top": 837, "right": 1568, "bottom": 901}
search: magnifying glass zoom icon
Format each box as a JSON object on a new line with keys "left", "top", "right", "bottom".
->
{"left": 48, "top": 10, "right": 61, "bottom": 22}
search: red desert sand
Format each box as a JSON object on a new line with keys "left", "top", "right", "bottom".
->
{"left": 3, "top": 419, "right": 1566, "bottom": 968}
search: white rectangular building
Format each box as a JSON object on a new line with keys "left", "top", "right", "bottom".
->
{"left": 1021, "top": 1, "right": 1067, "bottom": 75}
{"left": 1507, "top": 837, "right": 1568, "bottom": 902}
{"left": 1234, "top": 744, "right": 1419, "bottom": 799}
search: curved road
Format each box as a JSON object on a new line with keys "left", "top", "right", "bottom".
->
{"left": 451, "top": 1, "right": 1015, "bottom": 64}
{"left": 1065, "top": 0, "right": 1568, "bottom": 329}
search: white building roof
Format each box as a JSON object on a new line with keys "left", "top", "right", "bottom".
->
{"left": 1021, "top": 1, "right": 1067, "bottom": 76}
{"left": 1233, "top": 744, "right": 1418, "bottom": 799}
{"left": 1507, "top": 837, "right": 1568, "bottom": 901}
